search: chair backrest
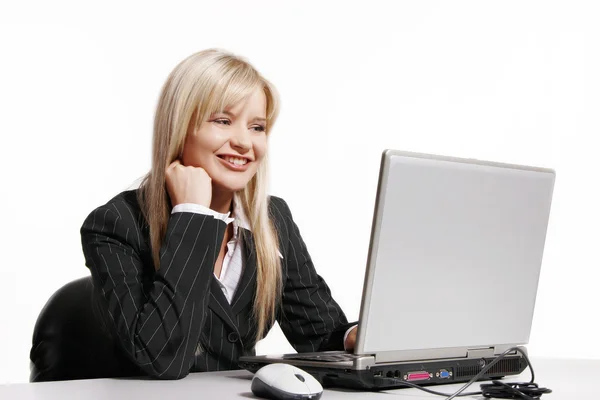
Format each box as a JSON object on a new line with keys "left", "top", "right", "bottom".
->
{"left": 30, "top": 276, "right": 141, "bottom": 381}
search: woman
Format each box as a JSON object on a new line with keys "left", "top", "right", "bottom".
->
{"left": 80, "top": 48, "right": 357, "bottom": 379}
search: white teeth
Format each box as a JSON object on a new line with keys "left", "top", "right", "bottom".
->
{"left": 225, "top": 156, "right": 248, "bottom": 166}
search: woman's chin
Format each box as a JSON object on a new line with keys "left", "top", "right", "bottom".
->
{"left": 212, "top": 180, "right": 250, "bottom": 194}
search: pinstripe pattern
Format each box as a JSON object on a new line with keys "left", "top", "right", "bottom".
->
{"left": 81, "top": 190, "right": 353, "bottom": 379}
{"left": 213, "top": 221, "right": 244, "bottom": 303}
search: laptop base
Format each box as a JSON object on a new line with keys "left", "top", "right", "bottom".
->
{"left": 239, "top": 354, "right": 527, "bottom": 390}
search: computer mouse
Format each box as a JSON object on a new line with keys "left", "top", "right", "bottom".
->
{"left": 251, "top": 363, "right": 323, "bottom": 400}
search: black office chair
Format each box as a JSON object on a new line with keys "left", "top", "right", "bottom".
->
{"left": 29, "top": 276, "right": 141, "bottom": 382}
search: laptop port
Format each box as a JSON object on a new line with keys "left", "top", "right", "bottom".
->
{"left": 405, "top": 371, "right": 432, "bottom": 381}
{"left": 439, "top": 369, "right": 450, "bottom": 379}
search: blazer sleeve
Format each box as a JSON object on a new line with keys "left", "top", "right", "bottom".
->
{"left": 270, "top": 198, "right": 354, "bottom": 353}
{"left": 80, "top": 200, "right": 226, "bottom": 379}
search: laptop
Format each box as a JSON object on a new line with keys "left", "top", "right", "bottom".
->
{"left": 240, "top": 149, "right": 555, "bottom": 389}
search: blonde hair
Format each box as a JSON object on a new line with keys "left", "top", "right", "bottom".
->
{"left": 137, "top": 49, "right": 281, "bottom": 343}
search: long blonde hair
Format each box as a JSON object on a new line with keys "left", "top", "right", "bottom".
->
{"left": 137, "top": 49, "right": 281, "bottom": 343}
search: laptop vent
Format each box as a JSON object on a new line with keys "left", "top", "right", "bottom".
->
{"left": 455, "top": 358, "right": 521, "bottom": 378}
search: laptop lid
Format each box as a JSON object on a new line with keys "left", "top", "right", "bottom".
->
{"left": 355, "top": 150, "right": 555, "bottom": 363}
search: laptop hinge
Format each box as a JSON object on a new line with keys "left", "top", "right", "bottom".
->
{"left": 466, "top": 345, "right": 517, "bottom": 358}
{"left": 371, "top": 345, "right": 520, "bottom": 364}
{"left": 466, "top": 347, "right": 496, "bottom": 358}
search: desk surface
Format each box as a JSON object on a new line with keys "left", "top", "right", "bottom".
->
{"left": 0, "top": 357, "right": 593, "bottom": 399}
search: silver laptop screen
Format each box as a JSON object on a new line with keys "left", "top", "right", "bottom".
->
{"left": 357, "top": 151, "right": 555, "bottom": 357}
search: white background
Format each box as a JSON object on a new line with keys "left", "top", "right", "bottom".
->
{"left": 1, "top": 0, "right": 598, "bottom": 384}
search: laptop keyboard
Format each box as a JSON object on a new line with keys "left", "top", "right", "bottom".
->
{"left": 283, "top": 353, "right": 361, "bottom": 362}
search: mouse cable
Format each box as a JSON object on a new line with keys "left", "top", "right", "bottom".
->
{"left": 371, "top": 346, "right": 552, "bottom": 399}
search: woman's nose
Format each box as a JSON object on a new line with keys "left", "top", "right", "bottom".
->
{"left": 230, "top": 125, "right": 252, "bottom": 151}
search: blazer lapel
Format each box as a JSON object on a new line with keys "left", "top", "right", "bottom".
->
{"left": 231, "top": 228, "right": 257, "bottom": 314}
{"left": 208, "top": 278, "right": 239, "bottom": 332}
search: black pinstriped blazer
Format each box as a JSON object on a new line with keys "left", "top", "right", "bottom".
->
{"left": 80, "top": 190, "right": 353, "bottom": 379}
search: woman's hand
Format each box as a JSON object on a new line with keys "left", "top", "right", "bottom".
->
{"left": 165, "top": 160, "right": 212, "bottom": 207}
{"left": 344, "top": 326, "right": 358, "bottom": 352}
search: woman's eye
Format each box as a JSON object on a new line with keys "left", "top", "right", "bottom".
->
{"left": 214, "top": 119, "right": 230, "bottom": 125}
{"left": 252, "top": 125, "right": 266, "bottom": 132}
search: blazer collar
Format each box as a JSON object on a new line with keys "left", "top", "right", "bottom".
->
{"left": 231, "top": 229, "right": 257, "bottom": 314}
{"left": 208, "top": 278, "right": 239, "bottom": 332}
{"left": 207, "top": 228, "right": 258, "bottom": 331}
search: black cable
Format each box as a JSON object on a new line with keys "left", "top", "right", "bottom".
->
{"left": 372, "top": 346, "right": 552, "bottom": 399}
{"left": 481, "top": 381, "right": 552, "bottom": 399}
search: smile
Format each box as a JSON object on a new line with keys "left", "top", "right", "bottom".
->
{"left": 217, "top": 155, "right": 251, "bottom": 171}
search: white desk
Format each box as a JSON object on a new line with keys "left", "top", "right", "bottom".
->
{"left": 0, "top": 357, "right": 594, "bottom": 399}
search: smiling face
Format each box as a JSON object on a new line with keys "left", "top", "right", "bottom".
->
{"left": 181, "top": 86, "right": 268, "bottom": 194}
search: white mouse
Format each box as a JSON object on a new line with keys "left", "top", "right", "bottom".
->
{"left": 251, "top": 363, "right": 323, "bottom": 400}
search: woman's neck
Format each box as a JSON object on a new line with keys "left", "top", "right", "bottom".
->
{"left": 210, "top": 188, "right": 234, "bottom": 214}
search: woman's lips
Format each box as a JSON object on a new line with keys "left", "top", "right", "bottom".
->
{"left": 217, "top": 155, "right": 250, "bottom": 171}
